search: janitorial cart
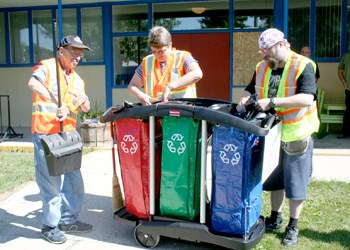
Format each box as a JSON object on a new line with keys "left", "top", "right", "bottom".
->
{"left": 100, "top": 98, "right": 281, "bottom": 250}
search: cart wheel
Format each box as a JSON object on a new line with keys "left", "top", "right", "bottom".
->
{"left": 134, "top": 224, "right": 160, "bottom": 248}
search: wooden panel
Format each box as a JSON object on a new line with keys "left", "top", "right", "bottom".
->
{"left": 233, "top": 32, "right": 261, "bottom": 86}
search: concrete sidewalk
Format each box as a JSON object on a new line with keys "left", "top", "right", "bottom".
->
{"left": 0, "top": 129, "right": 350, "bottom": 249}
{"left": 0, "top": 150, "right": 221, "bottom": 250}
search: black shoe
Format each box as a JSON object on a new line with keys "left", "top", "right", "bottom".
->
{"left": 337, "top": 134, "right": 350, "bottom": 139}
{"left": 282, "top": 226, "right": 299, "bottom": 247}
{"left": 41, "top": 225, "right": 67, "bottom": 244}
{"left": 59, "top": 220, "right": 92, "bottom": 233}
{"left": 265, "top": 217, "right": 283, "bottom": 232}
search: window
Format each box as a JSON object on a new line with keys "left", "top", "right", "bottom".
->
{"left": 60, "top": 8, "right": 78, "bottom": 37}
{"left": 288, "top": 0, "right": 310, "bottom": 53}
{"left": 112, "top": 4, "right": 148, "bottom": 33}
{"left": 9, "top": 12, "right": 29, "bottom": 64}
{"left": 32, "top": 10, "right": 54, "bottom": 62}
{"left": 234, "top": 0, "right": 273, "bottom": 29}
{"left": 113, "top": 36, "right": 148, "bottom": 86}
{"left": 112, "top": 4, "right": 148, "bottom": 86}
{"left": 153, "top": 1, "right": 229, "bottom": 30}
{"left": 0, "top": 12, "right": 6, "bottom": 64}
{"left": 315, "top": 0, "right": 341, "bottom": 58}
{"left": 347, "top": 3, "right": 350, "bottom": 51}
{"left": 81, "top": 7, "right": 103, "bottom": 62}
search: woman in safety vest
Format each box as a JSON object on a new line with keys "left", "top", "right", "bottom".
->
{"left": 128, "top": 26, "right": 203, "bottom": 105}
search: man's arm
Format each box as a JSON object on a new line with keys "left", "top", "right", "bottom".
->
{"left": 28, "top": 76, "right": 58, "bottom": 105}
{"left": 128, "top": 72, "right": 153, "bottom": 105}
{"left": 162, "top": 61, "right": 203, "bottom": 102}
{"left": 166, "top": 61, "right": 203, "bottom": 90}
{"left": 338, "top": 69, "right": 348, "bottom": 90}
{"left": 236, "top": 73, "right": 256, "bottom": 113}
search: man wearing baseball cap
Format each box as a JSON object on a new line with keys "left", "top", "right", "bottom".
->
{"left": 59, "top": 35, "right": 91, "bottom": 50}
{"left": 237, "top": 28, "right": 319, "bottom": 247}
{"left": 28, "top": 35, "right": 92, "bottom": 244}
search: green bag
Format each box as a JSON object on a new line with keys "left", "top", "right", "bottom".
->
{"left": 159, "top": 116, "right": 201, "bottom": 220}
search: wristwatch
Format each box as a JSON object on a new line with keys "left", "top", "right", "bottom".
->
{"left": 269, "top": 97, "right": 275, "bottom": 108}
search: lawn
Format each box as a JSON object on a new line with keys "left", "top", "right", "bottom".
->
{"left": 0, "top": 147, "right": 95, "bottom": 197}
{"left": 0, "top": 151, "right": 35, "bottom": 196}
{"left": 257, "top": 181, "right": 350, "bottom": 249}
{"left": 0, "top": 150, "right": 349, "bottom": 249}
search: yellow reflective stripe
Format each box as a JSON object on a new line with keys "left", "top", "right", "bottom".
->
{"left": 144, "top": 55, "right": 155, "bottom": 96}
{"left": 255, "top": 61, "right": 271, "bottom": 99}
{"left": 170, "top": 51, "right": 183, "bottom": 82}
{"left": 277, "top": 101, "right": 317, "bottom": 123}
{"left": 32, "top": 102, "right": 57, "bottom": 113}
{"left": 32, "top": 102, "right": 76, "bottom": 123}
{"left": 284, "top": 53, "right": 299, "bottom": 97}
{"left": 32, "top": 112, "right": 76, "bottom": 123}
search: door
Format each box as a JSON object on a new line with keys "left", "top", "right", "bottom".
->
{"left": 172, "top": 33, "right": 230, "bottom": 101}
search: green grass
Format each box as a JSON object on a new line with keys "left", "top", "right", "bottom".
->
{"left": 0, "top": 147, "right": 95, "bottom": 195}
{"left": 255, "top": 181, "right": 350, "bottom": 249}
{"left": 0, "top": 151, "right": 35, "bottom": 194}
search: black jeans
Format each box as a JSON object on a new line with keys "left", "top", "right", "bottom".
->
{"left": 342, "top": 89, "right": 350, "bottom": 135}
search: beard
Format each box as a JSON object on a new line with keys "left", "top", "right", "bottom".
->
{"left": 264, "top": 49, "right": 283, "bottom": 70}
{"left": 265, "top": 57, "right": 279, "bottom": 70}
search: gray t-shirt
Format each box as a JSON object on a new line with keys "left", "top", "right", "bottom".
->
{"left": 32, "top": 64, "right": 71, "bottom": 84}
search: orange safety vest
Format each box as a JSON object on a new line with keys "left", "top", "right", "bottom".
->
{"left": 31, "top": 58, "right": 85, "bottom": 134}
{"left": 142, "top": 48, "right": 197, "bottom": 100}
{"left": 255, "top": 52, "right": 320, "bottom": 142}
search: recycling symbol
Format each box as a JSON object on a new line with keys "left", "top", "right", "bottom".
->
{"left": 120, "top": 134, "right": 138, "bottom": 155}
{"left": 167, "top": 133, "right": 186, "bottom": 155}
{"left": 219, "top": 143, "right": 240, "bottom": 166}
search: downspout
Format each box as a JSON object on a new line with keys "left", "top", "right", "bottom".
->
{"left": 57, "top": 0, "right": 63, "bottom": 40}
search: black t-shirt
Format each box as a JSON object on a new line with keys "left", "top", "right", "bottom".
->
{"left": 245, "top": 62, "right": 317, "bottom": 100}
{"left": 315, "top": 62, "right": 320, "bottom": 80}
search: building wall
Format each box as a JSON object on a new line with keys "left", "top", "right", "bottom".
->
{"left": 317, "top": 62, "right": 344, "bottom": 104}
{"left": 0, "top": 61, "right": 342, "bottom": 128}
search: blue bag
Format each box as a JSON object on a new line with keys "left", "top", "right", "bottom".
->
{"left": 210, "top": 125, "right": 262, "bottom": 235}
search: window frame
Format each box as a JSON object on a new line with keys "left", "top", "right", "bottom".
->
{"left": 0, "top": 4, "right": 104, "bottom": 67}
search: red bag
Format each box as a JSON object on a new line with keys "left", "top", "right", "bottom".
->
{"left": 115, "top": 118, "right": 162, "bottom": 219}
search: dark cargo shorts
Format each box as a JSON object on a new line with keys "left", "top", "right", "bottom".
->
{"left": 263, "top": 137, "right": 313, "bottom": 200}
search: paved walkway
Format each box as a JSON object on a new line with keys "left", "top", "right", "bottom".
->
{"left": 0, "top": 129, "right": 349, "bottom": 249}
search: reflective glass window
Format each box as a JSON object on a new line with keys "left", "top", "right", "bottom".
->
{"left": 234, "top": 0, "right": 273, "bottom": 29}
{"left": 112, "top": 4, "right": 148, "bottom": 33}
{"left": 58, "top": 8, "right": 78, "bottom": 37}
{"left": 153, "top": 1, "right": 229, "bottom": 30}
{"left": 315, "top": 0, "right": 341, "bottom": 58}
{"left": 288, "top": 0, "right": 310, "bottom": 53}
{"left": 32, "top": 10, "right": 54, "bottom": 63}
{"left": 9, "top": 12, "right": 29, "bottom": 64}
{"left": 0, "top": 12, "right": 6, "bottom": 64}
{"left": 113, "top": 36, "right": 148, "bottom": 86}
{"left": 81, "top": 7, "right": 103, "bottom": 62}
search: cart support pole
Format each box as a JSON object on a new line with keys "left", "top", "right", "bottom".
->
{"left": 200, "top": 120, "right": 207, "bottom": 224}
{"left": 149, "top": 116, "right": 155, "bottom": 216}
